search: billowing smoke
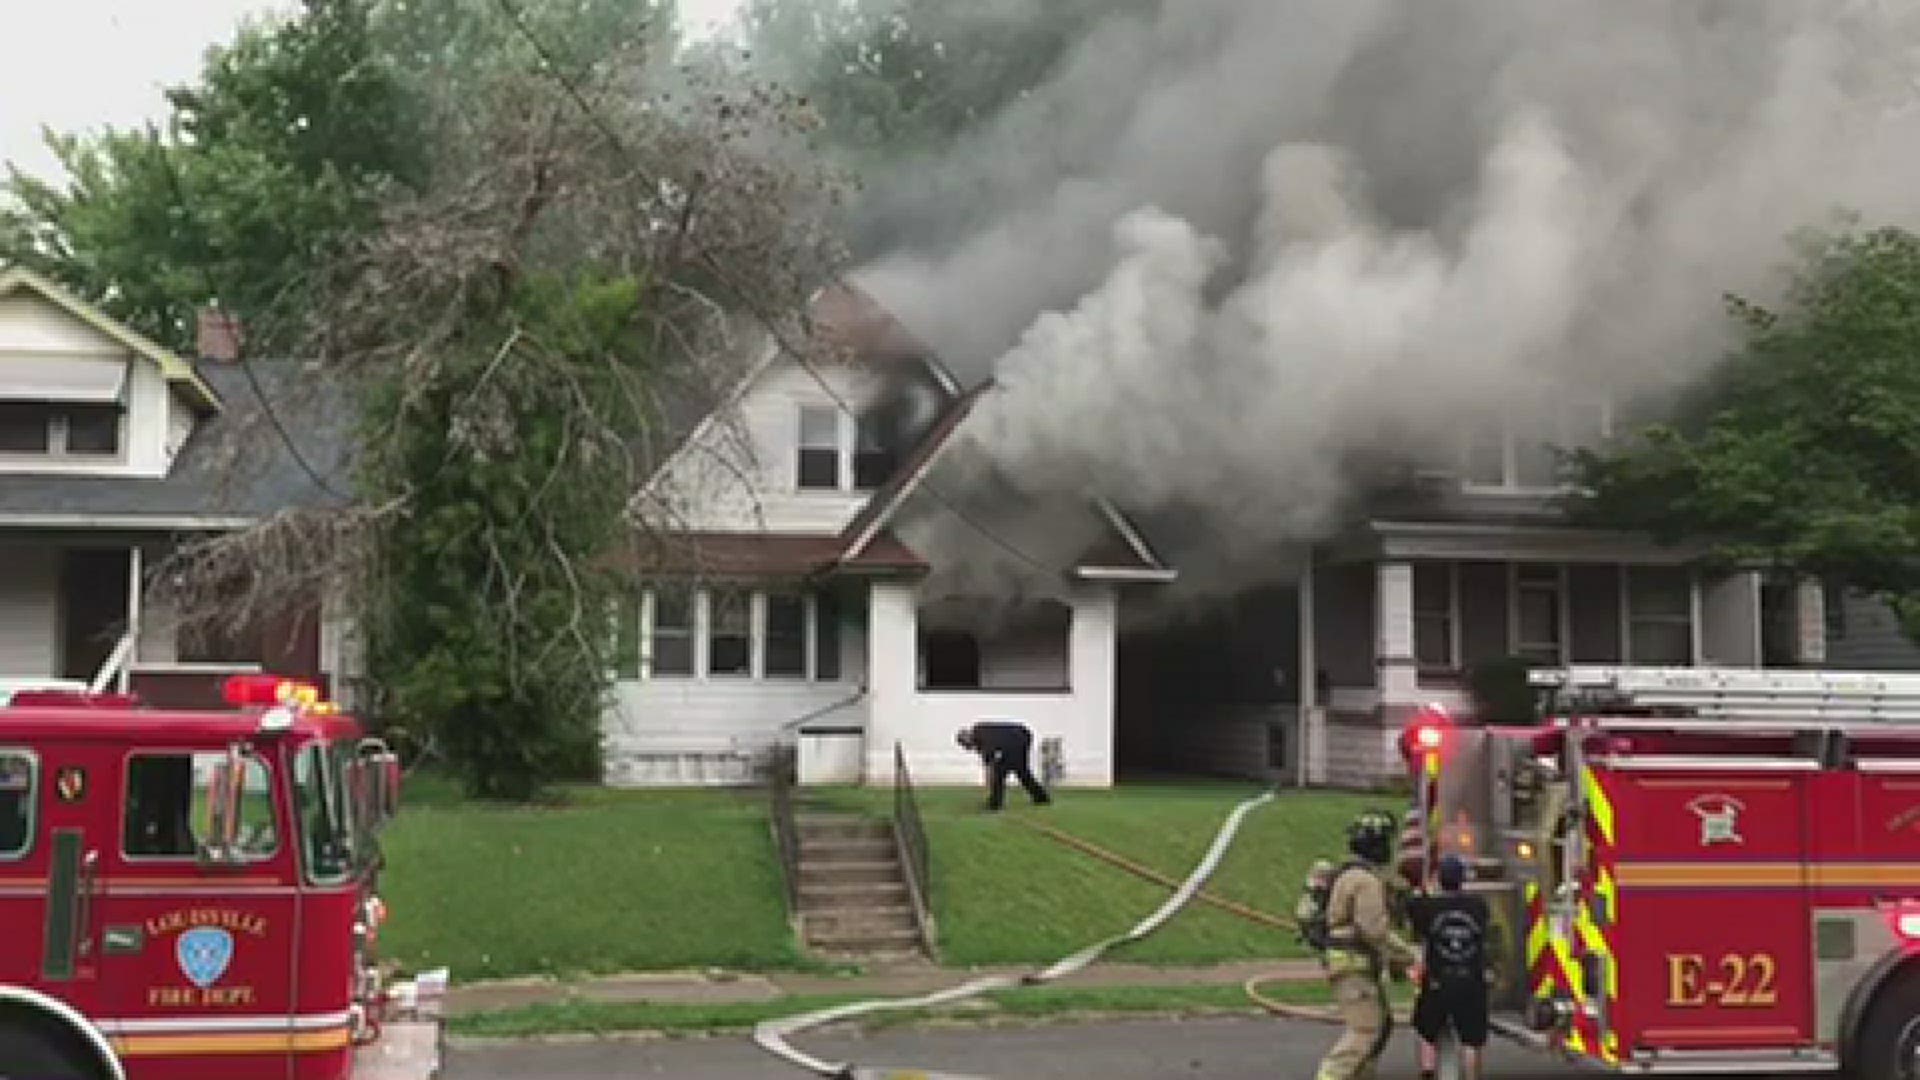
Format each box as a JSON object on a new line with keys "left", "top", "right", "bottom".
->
{"left": 850, "top": 0, "right": 1920, "bottom": 599}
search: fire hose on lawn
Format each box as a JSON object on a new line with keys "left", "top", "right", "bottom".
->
{"left": 753, "top": 790, "right": 1413, "bottom": 1079}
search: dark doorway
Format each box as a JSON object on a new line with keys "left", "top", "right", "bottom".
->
{"left": 60, "top": 549, "right": 129, "bottom": 682}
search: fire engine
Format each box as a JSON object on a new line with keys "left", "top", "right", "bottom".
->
{"left": 1394, "top": 665, "right": 1920, "bottom": 1078}
{"left": 0, "top": 674, "right": 432, "bottom": 1080}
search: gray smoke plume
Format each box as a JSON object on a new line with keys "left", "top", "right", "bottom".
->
{"left": 851, "top": 0, "right": 1920, "bottom": 600}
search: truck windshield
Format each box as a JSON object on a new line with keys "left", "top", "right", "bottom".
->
{"left": 293, "top": 742, "right": 356, "bottom": 885}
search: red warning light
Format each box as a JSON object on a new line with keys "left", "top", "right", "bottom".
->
{"left": 222, "top": 674, "right": 322, "bottom": 709}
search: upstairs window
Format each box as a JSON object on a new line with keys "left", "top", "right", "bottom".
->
{"left": 797, "top": 406, "right": 841, "bottom": 490}
{"left": 854, "top": 413, "right": 895, "bottom": 490}
{"left": 796, "top": 404, "right": 897, "bottom": 492}
{"left": 0, "top": 402, "right": 123, "bottom": 457}
{"left": 1461, "top": 396, "right": 1612, "bottom": 492}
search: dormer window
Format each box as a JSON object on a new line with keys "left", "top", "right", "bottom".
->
{"left": 0, "top": 402, "right": 123, "bottom": 457}
{"left": 1460, "top": 394, "right": 1612, "bottom": 492}
{"left": 795, "top": 404, "right": 894, "bottom": 492}
{"left": 797, "top": 405, "right": 840, "bottom": 490}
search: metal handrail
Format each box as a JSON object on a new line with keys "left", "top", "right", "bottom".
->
{"left": 766, "top": 743, "right": 801, "bottom": 916}
{"left": 892, "top": 741, "right": 935, "bottom": 954}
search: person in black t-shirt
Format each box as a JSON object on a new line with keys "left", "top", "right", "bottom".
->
{"left": 1407, "top": 854, "right": 1490, "bottom": 1080}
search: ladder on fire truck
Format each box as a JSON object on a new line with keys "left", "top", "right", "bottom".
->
{"left": 1534, "top": 665, "right": 1920, "bottom": 723}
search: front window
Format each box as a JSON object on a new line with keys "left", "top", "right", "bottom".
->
{"left": 765, "top": 593, "right": 807, "bottom": 678}
{"left": 1514, "top": 564, "right": 1565, "bottom": 664}
{"left": 124, "top": 750, "right": 278, "bottom": 860}
{"left": 1413, "top": 563, "right": 1457, "bottom": 670}
{"left": 294, "top": 744, "right": 355, "bottom": 885}
{"left": 0, "top": 751, "right": 36, "bottom": 860}
{"left": 1627, "top": 567, "right": 1694, "bottom": 664}
{"left": 707, "top": 589, "right": 752, "bottom": 676}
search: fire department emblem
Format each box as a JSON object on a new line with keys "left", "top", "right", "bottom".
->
{"left": 177, "top": 927, "right": 235, "bottom": 989}
{"left": 1687, "top": 794, "right": 1746, "bottom": 847}
{"left": 54, "top": 766, "right": 86, "bottom": 803}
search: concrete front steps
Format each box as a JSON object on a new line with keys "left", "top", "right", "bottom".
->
{"left": 796, "top": 813, "right": 927, "bottom": 960}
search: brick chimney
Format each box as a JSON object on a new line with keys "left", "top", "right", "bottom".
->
{"left": 196, "top": 308, "right": 244, "bottom": 363}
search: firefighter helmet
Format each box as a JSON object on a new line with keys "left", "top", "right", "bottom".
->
{"left": 1347, "top": 809, "right": 1397, "bottom": 864}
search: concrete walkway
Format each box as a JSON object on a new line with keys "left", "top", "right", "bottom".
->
{"left": 446, "top": 959, "right": 1325, "bottom": 1017}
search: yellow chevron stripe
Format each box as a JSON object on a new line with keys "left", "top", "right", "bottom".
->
{"left": 1585, "top": 769, "right": 1616, "bottom": 846}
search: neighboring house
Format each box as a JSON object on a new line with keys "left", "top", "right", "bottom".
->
{"left": 0, "top": 267, "right": 354, "bottom": 709}
{"left": 1123, "top": 395, "right": 1857, "bottom": 789}
{"left": 617, "top": 286, "right": 1173, "bottom": 788}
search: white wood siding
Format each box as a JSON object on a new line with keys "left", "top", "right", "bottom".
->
{"left": 0, "top": 544, "right": 59, "bottom": 676}
{"left": 642, "top": 357, "right": 887, "bottom": 535}
{"left": 869, "top": 581, "right": 1117, "bottom": 788}
{"left": 0, "top": 292, "right": 185, "bottom": 479}
{"left": 602, "top": 681, "right": 869, "bottom": 787}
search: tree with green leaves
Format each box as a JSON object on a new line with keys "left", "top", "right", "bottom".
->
{"left": 737, "top": 0, "right": 1154, "bottom": 168}
{"left": 13, "top": 0, "right": 841, "bottom": 798}
{"left": 1574, "top": 222, "right": 1920, "bottom": 638}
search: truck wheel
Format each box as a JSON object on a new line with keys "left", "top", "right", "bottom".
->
{"left": 1854, "top": 968, "right": 1920, "bottom": 1080}
{"left": 0, "top": 998, "right": 117, "bottom": 1080}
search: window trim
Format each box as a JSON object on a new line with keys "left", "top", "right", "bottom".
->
{"left": 1509, "top": 563, "right": 1569, "bottom": 665}
{"left": 1621, "top": 565, "right": 1698, "bottom": 665}
{"left": 0, "top": 748, "right": 38, "bottom": 862}
{"left": 120, "top": 747, "right": 280, "bottom": 864}
{"left": 1412, "top": 562, "right": 1461, "bottom": 671}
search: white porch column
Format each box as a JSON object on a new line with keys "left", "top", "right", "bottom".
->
{"left": 1795, "top": 579, "right": 1828, "bottom": 666}
{"left": 121, "top": 545, "right": 142, "bottom": 693}
{"left": 865, "top": 580, "right": 919, "bottom": 783}
{"left": 1069, "top": 585, "right": 1117, "bottom": 788}
{"left": 1377, "top": 560, "right": 1419, "bottom": 704}
{"left": 1298, "top": 549, "right": 1322, "bottom": 787}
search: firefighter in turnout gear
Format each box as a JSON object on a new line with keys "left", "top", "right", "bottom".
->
{"left": 1316, "top": 810, "right": 1419, "bottom": 1080}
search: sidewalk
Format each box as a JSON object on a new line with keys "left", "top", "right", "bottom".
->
{"left": 447, "top": 959, "right": 1325, "bottom": 1017}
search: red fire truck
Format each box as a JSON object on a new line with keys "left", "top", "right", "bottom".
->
{"left": 0, "top": 675, "right": 426, "bottom": 1080}
{"left": 1394, "top": 667, "right": 1920, "bottom": 1078}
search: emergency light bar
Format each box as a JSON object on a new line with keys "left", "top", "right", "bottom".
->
{"left": 223, "top": 674, "right": 325, "bottom": 710}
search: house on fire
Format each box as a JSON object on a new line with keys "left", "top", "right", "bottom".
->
{"left": 616, "top": 286, "right": 1174, "bottom": 788}
{"left": 0, "top": 267, "right": 354, "bottom": 707}
{"left": 1120, "top": 392, "right": 1920, "bottom": 789}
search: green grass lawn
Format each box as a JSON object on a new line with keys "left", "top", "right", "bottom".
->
{"left": 378, "top": 774, "right": 1396, "bottom": 984}
{"left": 810, "top": 782, "right": 1391, "bottom": 966}
{"left": 377, "top": 776, "right": 805, "bottom": 982}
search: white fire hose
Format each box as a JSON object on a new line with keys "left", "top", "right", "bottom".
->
{"left": 753, "top": 789, "right": 1277, "bottom": 1080}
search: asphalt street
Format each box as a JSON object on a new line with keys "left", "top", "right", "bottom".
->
{"left": 446, "top": 1016, "right": 1597, "bottom": 1079}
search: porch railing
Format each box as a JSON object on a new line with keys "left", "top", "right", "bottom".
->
{"left": 892, "top": 740, "right": 937, "bottom": 955}
{"left": 766, "top": 742, "right": 801, "bottom": 917}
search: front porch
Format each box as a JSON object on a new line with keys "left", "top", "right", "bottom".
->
{"left": 602, "top": 574, "right": 1120, "bottom": 788}
{"left": 0, "top": 535, "right": 343, "bottom": 708}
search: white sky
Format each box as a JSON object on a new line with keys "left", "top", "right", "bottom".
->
{"left": 1, "top": 0, "right": 747, "bottom": 183}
